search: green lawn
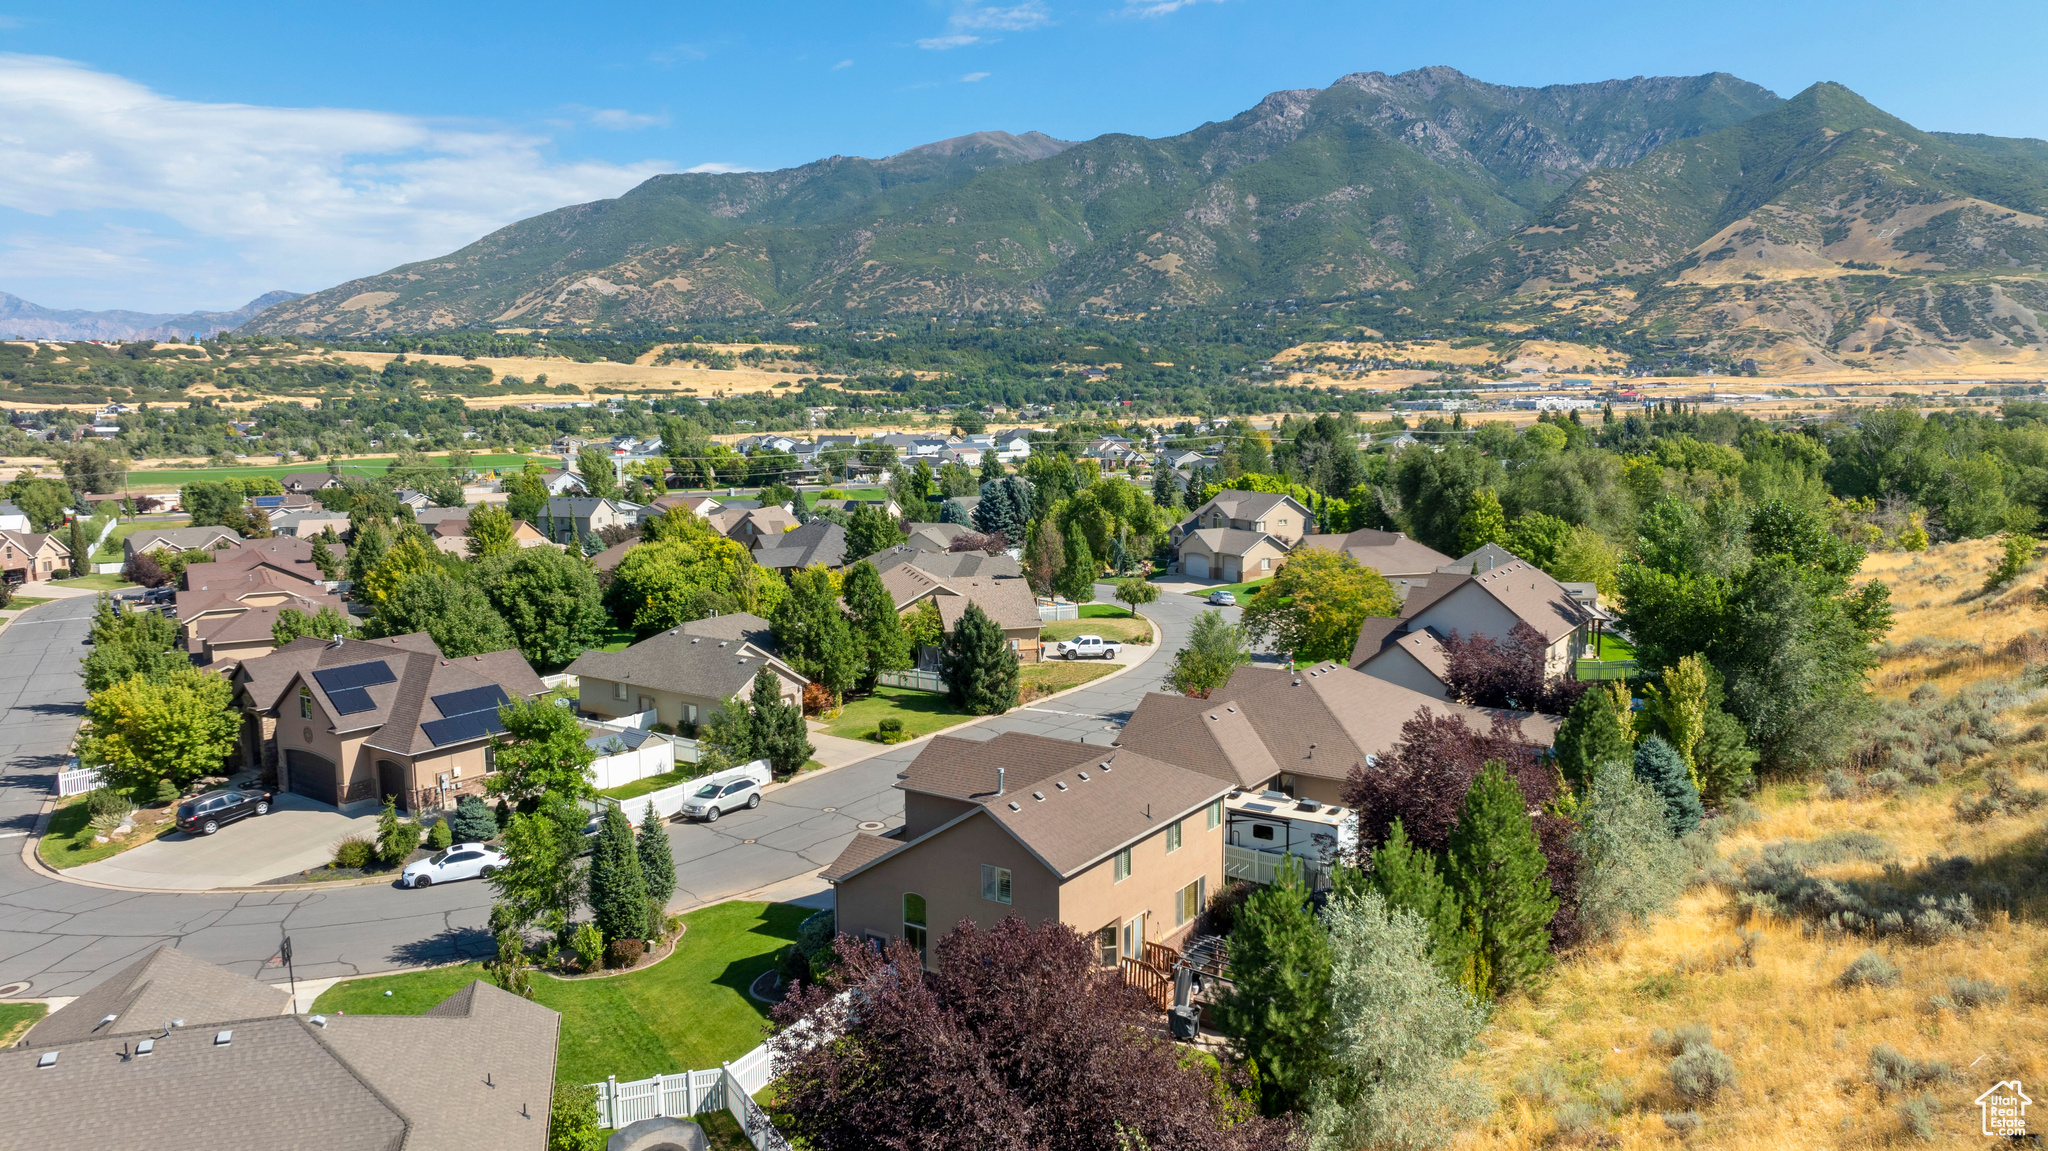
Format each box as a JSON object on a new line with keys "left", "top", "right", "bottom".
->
{"left": 1588, "top": 632, "right": 1636, "bottom": 661}
{"left": 594, "top": 626, "right": 637, "bottom": 654}
{"left": 4, "top": 596, "right": 52, "bottom": 610}
{"left": 48, "top": 573, "right": 135, "bottom": 591}
{"left": 1042, "top": 616, "right": 1152, "bottom": 644}
{"left": 1079, "top": 602, "right": 1140, "bottom": 619}
{"left": 1019, "top": 660, "right": 1119, "bottom": 698}
{"left": 126, "top": 453, "right": 543, "bottom": 486}
{"left": 38, "top": 794, "right": 171, "bottom": 869}
{"left": 0, "top": 1001, "right": 48, "bottom": 1046}
{"left": 92, "top": 517, "right": 191, "bottom": 563}
{"left": 600, "top": 768, "right": 702, "bottom": 802}
{"left": 822, "top": 685, "right": 974, "bottom": 742}
{"left": 310, "top": 900, "right": 811, "bottom": 1084}
{"left": 1181, "top": 577, "right": 1273, "bottom": 600}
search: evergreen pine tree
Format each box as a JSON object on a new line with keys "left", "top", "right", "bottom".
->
{"left": 309, "top": 537, "right": 339, "bottom": 579}
{"left": 587, "top": 803, "right": 650, "bottom": 944}
{"left": 1152, "top": 463, "right": 1180, "bottom": 513}
{"left": 637, "top": 801, "right": 676, "bottom": 913}
{"left": 1214, "top": 857, "right": 1332, "bottom": 1116}
{"left": 1445, "top": 763, "right": 1557, "bottom": 996}
{"left": 842, "top": 561, "right": 911, "bottom": 693}
{"left": 979, "top": 450, "right": 1004, "bottom": 486}
{"left": 1631, "top": 735, "right": 1704, "bottom": 837}
{"left": 749, "top": 666, "right": 814, "bottom": 777}
{"left": 940, "top": 600, "right": 1019, "bottom": 715}
{"left": 345, "top": 520, "right": 387, "bottom": 585}
{"left": 68, "top": 518, "right": 89, "bottom": 577}
{"left": 1367, "top": 819, "right": 1472, "bottom": 984}
{"left": 1554, "top": 686, "right": 1634, "bottom": 795}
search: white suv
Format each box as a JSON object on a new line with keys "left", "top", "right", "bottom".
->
{"left": 680, "top": 777, "right": 763, "bottom": 822}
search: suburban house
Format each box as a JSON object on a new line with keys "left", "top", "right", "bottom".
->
{"left": 1175, "top": 490, "right": 1315, "bottom": 547}
{"left": 11, "top": 946, "right": 559, "bottom": 1151}
{"left": 1176, "top": 528, "right": 1288, "bottom": 583}
{"left": 187, "top": 535, "right": 340, "bottom": 588}
{"left": 752, "top": 518, "right": 847, "bottom": 571}
{"left": 901, "top": 522, "right": 973, "bottom": 553}
{"left": 824, "top": 732, "right": 1230, "bottom": 969}
{"left": 727, "top": 504, "right": 799, "bottom": 550}
{"left": 1114, "top": 661, "right": 1559, "bottom": 807}
{"left": 539, "top": 467, "right": 585, "bottom": 497}
{"left": 1293, "top": 528, "right": 1455, "bottom": 593}
{"left": 1351, "top": 557, "right": 1605, "bottom": 692}
{"left": 565, "top": 614, "right": 804, "bottom": 733}
{"left": 123, "top": 525, "right": 241, "bottom": 560}
{"left": 0, "top": 529, "right": 69, "bottom": 583}
{"left": 176, "top": 564, "right": 347, "bottom": 664}
{"left": 811, "top": 496, "right": 902, "bottom": 520}
{"left": 990, "top": 429, "right": 1035, "bottom": 459}
{"left": 539, "top": 496, "right": 639, "bottom": 544}
{"left": 648, "top": 493, "right": 721, "bottom": 518}
{"left": 267, "top": 509, "right": 351, "bottom": 539}
{"left": 880, "top": 561, "right": 1042, "bottom": 662}
{"left": 230, "top": 633, "right": 545, "bottom": 811}
{"left": 279, "top": 471, "right": 346, "bottom": 494}
{"left": 870, "top": 546, "right": 1022, "bottom": 581}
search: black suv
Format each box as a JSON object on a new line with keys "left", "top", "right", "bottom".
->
{"left": 175, "top": 789, "right": 274, "bottom": 835}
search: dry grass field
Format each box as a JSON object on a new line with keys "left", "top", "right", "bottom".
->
{"left": 1452, "top": 537, "right": 2048, "bottom": 1149}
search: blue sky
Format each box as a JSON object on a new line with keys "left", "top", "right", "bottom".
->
{"left": 4, "top": 0, "right": 2046, "bottom": 312}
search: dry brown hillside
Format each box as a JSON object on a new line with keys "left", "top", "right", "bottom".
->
{"left": 1453, "top": 537, "right": 2048, "bottom": 1149}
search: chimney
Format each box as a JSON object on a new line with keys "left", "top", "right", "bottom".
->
{"left": 996, "top": 767, "right": 1005, "bottom": 796}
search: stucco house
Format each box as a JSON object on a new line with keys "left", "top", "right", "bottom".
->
{"left": 727, "top": 505, "right": 800, "bottom": 550}
{"left": 824, "top": 731, "right": 1230, "bottom": 968}
{"left": 1354, "top": 557, "right": 1603, "bottom": 689}
{"left": 1293, "top": 527, "right": 1454, "bottom": 594}
{"left": 752, "top": 519, "right": 847, "bottom": 571}
{"left": 230, "top": 633, "right": 545, "bottom": 812}
{"left": 1176, "top": 490, "right": 1315, "bottom": 546}
{"left": 124, "top": 524, "right": 241, "bottom": 560}
{"left": 0, "top": 529, "right": 70, "bottom": 583}
{"left": 565, "top": 614, "right": 804, "bottom": 734}
{"left": 1177, "top": 528, "right": 1288, "bottom": 583}
{"left": 1115, "top": 661, "right": 1559, "bottom": 807}
{"left": 879, "top": 561, "right": 1042, "bottom": 663}
{"left": 279, "top": 471, "right": 346, "bottom": 494}
{"left": 539, "top": 496, "right": 639, "bottom": 544}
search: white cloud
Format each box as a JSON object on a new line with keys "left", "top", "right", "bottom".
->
{"left": 585, "top": 107, "right": 670, "bottom": 130}
{"left": 1121, "top": 0, "right": 1225, "bottom": 15}
{"left": 0, "top": 53, "right": 672, "bottom": 310}
{"left": 682, "top": 162, "right": 755, "bottom": 174}
{"left": 917, "top": 1, "right": 1050, "bottom": 48}
{"left": 832, "top": 58, "right": 854, "bottom": 70}
{"left": 960, "top": 72, "right": 990, "bottom": 82}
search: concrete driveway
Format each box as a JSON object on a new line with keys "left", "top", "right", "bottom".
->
{"left": 66, "top": 794, "right": 384, "bottom": 891}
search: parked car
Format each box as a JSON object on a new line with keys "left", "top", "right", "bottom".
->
{"left": 680, "top": 776, "right": 763, "bottom": 822}
{"left": 1206, "top": 590, "right": 1237, "bottom": 606}
{"left": 1051, "top": 634, "right": 1122, "bottom": 660}
{"left": 174, "top": 789, "right": 273, "bottom": 836}
{"left": 401, "top": 843, "right": 508, "bottom": 888}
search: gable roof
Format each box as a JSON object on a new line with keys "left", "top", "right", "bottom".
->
{"left": 869, "top": 546, "right": 1021, "bottom": 581}
{"left": 22, "top": 945, "right": 290, "bottom": 1045}
{"left": 1449, "top": 541, "right": 1520, "bottom": 572}
{"left": 878, "top": 562, "right": 1039, "bottom": 630}
{"left": 1105, "top": 694, "right": 1281, "bottom": 790}
{"left": 675, "top": 611, "right": 776, "bottom": 652}
{"left": 752, "top": 519, "right": 847, "bottom": 570}
{"left": 231, "top": 633, "right": 443, "bottom": 715}
{"left": 1295, "top": 528, "right": 1454, "bottom": 579}
{"left": 125, "top": 525, "right": 241, "bottom": 556}
{"left": 563, "top": 626, "right": 805, "bottom": 700}
{"left": 1189, "top": 489, "right": 1309, "bottom": 523}
{"left": 901, "top": 522, "right": 971, "bottom": 552}
{"left": 1399, "top": 559, "right": 1596, "bottom": 645}
{"left": 1181, "top": 527, "right": 1282, "bottom": 557}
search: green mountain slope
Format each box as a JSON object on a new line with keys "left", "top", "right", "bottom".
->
{"left": 252, "top": 68, "right": 1781, "bottom": 335}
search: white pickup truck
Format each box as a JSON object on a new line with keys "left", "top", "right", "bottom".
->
{"left": 1051, "top": 634, "right": 1121, "bottom": 660}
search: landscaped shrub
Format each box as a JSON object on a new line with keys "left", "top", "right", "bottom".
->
{"left": 1572, "top": 762, "right": 1689, "bottom": 941}
{"left": 153, "top": 777, "right": 180, "bottom": 806}
{"left": 427, "top": 818, "right": 453, "bottom": 850}
{"left": 800, "top": 682, "right": 834, "bottom": 717}
{"left": 1867, "top": 1044, "right": 1950, "bottom": 1098}
{"left": 606, "top": 938, "right": 645, "bottom": 969}
{"left": 448, "top": 794, "right": 499, "bottom": 842}
{"left": 572, "top": 922, "right": 604, "bottom": 973}
{"left": 332, "top": 835, "right": 375, "bottom": 870}
{"left": 85, "top": 787, "right": 132, "bottom": 820}
{"left": 1193, "top": 880, "right": 1256, "bottom": 939}
{"left": 375, "top": 798, "right": 421, "bottom": 866}
{"left": 1837, "top": 949, "right": 1901, "bottom": 988}
{"left": 874, "top": 716, "right": 905, "bottom": 743}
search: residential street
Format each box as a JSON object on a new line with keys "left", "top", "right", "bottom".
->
{"left": 0, "top": 583, "right": 1241, "bottom": 997}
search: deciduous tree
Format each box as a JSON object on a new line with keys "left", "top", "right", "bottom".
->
{"left": 465, "top": 503, "right": 518, "bottom": 560}
{"left": 271, "top": 605, "right": 358, "bottom": 647}
{"left": 771, "top": 564, "right": 859, "bottom": 698}
{"left": 841, "top": 560, "right": 911, "bottom": 693}
{"left": 1165, "top": 609, "right": 1251, "bottom": 698}
{"left": 1440, "top": 619, "right": 1584, "bottom": 714}
{"left": 1113, "top": 577, "right": 1159, "bottom": 618}
{"left": 487, "top": 694, "right": 597, "bottom": 805}
{"left": 844, "top": 504, "right": 905, "bottom": 562}
{"left": 1241, "top": 547, "right": 1398, "bottom": 663}
{"left": 366, "top": 569, "right": 514, "bottom": 657}
{"left": 477, "top": 545, "right": 607, "bottom": 669}
{"left": 79, "top": 668, "right": 239, "bottom": 797}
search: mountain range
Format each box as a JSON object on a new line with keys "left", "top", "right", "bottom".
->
{"left": 251, "top": 68, "right": 2048, "bottom": 370}
{"left": 2, "top": 290, "right": 299, "bottom": 342}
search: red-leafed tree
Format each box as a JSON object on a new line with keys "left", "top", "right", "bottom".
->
{"left": 770, "top": 917, "right": 1296, "bottom": 1151}
{"left": 1342, "top": 708, "right": 1581, "bottom": 949}
{"left": 948, "top": 529, "right": 1008, "bottom": 553}
{"left": 1440, "top": 620, "right": 1586, "bottom": 715}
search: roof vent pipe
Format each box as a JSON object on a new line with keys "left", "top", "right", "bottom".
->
{"left": 996, "top": 767, "right": 1005, "bottom": 796}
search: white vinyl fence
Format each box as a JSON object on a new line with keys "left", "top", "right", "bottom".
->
{"left": 1225, "top": 843, "right": 1330, "bottom": 892}
{"left": 56, "top": 763, "right": 102, "bottom": 798}
{"left": 877, "top": 667, "right": 947, "bottom": 693}
{"left": 588, "top": 734, "right": 676, "bottom": 792}
{"left": 1037, "top": 598, "right": 1080, "bottom": 621}
{"left": 591, "top": 1043, "right": 789, "bottom": 1149}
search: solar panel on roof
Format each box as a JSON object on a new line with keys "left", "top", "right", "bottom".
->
{"left": 326, "top": 686, "right": 375, "bottom": 715}
{"left": 421, "top": 710, "right": 508, "bottom": 747}
{"left": 429, "top": 685, "right": 509, "bottom": 719}
{"left": 313, "top": 661, "right": 396, "bottom": 693}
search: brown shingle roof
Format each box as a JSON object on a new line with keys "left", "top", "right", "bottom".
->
{"left": 1108, "top": 694, "right": 1280, "bottom": 790}
{"left": 232, "top": 633, "right": 442, "bottom": 714}
{"left": 562, "top": 627, "right": 803, "bottom": 701}
{"left": 820, "top": 832, "right": 902, "bottom": 881}
{"left": 1296, "top": 529, "right": 1453, "bottom": 578}
{"left": 1400, "top": 559, "right": 1592, "bottom": 644}
{"left": 22, "top": 945, "right": 290, "bottom": 1045}
{"left": 896, "top": 731, "right": 1081, "bottom": 802}
{"left": 1181, "top": 527, "right": 1280, "bottom": 557}
{"left": 879, "top": 563, "right": 1041, "bottom": 631}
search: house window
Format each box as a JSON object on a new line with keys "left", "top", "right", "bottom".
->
{"left": 1113, "top": 847, "right": 1132, "bottom": 883}
{"left": 1176, "top": 877, "right": 1206, "bottom": 927}
{"left": 903, "top": 893, "right": 927, "bottom": 965}
{"left": 980, "top": 864, "right": 1012, "bottom": 905}
{"left": 1121, "top": 914, "right": 1145, "bottom": 959}
{"left": 298, "top": 686, "right": 312, "bottom": 720}
{"left": 1165, "top": 819, "right": 1183, "bottom": 853}
{"left": 1261, "top": 557, "right": 1271, "bottom": 570}
{"left": 1206, "top": 799, "right": 1223, "bottom": 829}
{"left": 684, "top": 704, "right": 699, "bottom": 725}
{"left": 1278, "top": 518, "right": 1288, "bottom": 526}
{"left": 613, "top": 682, "right": 629, "bottom": 701}
{"left": 1096, "top": 926, "right": 1117, "bottom": 967}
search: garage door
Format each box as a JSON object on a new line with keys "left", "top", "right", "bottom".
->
{"left": 1184, "top": 553, "right": 1209, "bottom": 579}
{"left": 1221, "top": 559, "right": 1241, "bottom": 583}
{"left": 285, "top": 748, "right": 338, "bottom": 807}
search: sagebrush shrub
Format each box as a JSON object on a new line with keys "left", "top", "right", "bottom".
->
{"left": 1837, "top": 950, "right": 1901, "bottom": 988}
{"left": 1900, "top": 1093, "right": 1940, "bottom": 1142}
{"left": 1669, "top": 1043, "right": 1737, "bottom": 1104}
{"left": 1553, "top": 1101, "right": 1603, "bottom": 1135}
{"left": 1867, "top": 769, "right": 1907, "bottom": 795}
{"left": 1823, "top": 769, "right": 1861, "bottom": 800}
{"left": 1941, "top": 977, "right": 2007, "bottom": 1012}
{"left": 1515, "top": 1064, "right": 1569, "bottom": 1107}
{"left": 1661, "top": 1111, "right": 1702, "bottom": 1136}
{"left": 1867, "top": 1044, "right": 1949, "bottom": 1098}
{"left": 1651, "top": 1023, "right": 1713, "bottom": 1055}
{"left": 1953, "top": 766, "right": 2048, "bottom": 823}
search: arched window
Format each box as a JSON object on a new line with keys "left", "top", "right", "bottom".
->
{"left": 902, "top": 893, "right": 927, "bottom": 966}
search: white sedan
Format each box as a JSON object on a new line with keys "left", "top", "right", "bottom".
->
{"left": 401, "top": 843, "right": 508, "bottom": 889}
